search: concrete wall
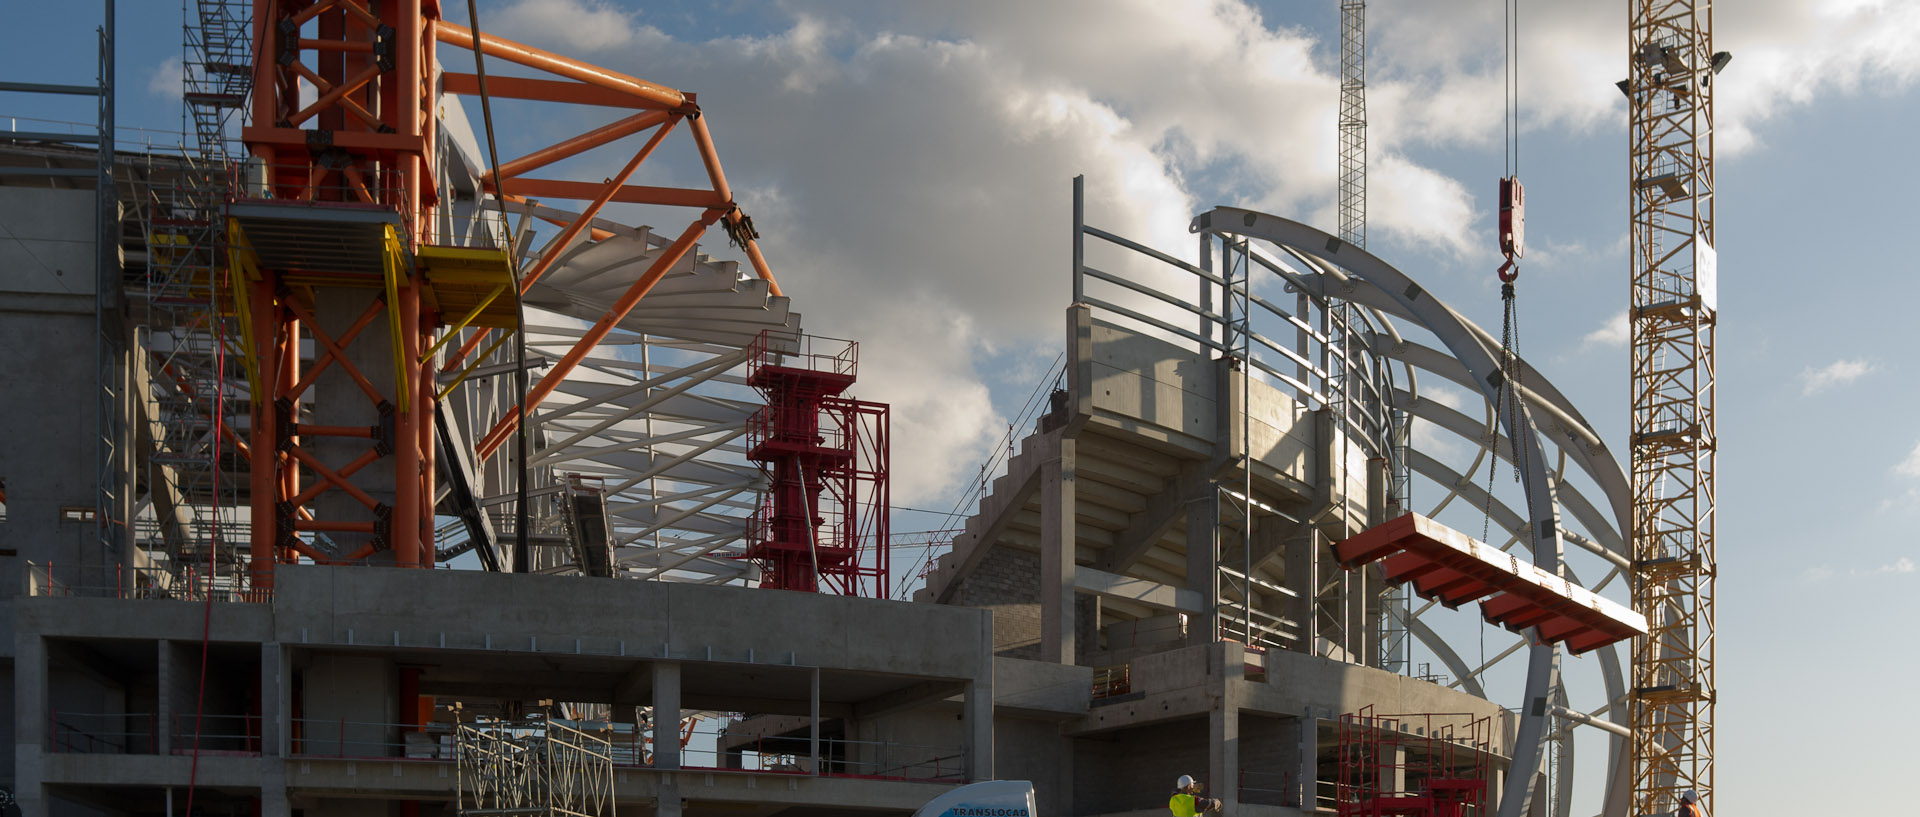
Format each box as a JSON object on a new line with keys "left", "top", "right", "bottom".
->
{"left": 1083, "top": 318, "right": 1219, "bottom": 458}
{"left": 0, "top": 186, "right": 108, "bottom": 650}
{"left": 1073, "top": 718, "right": 1211, "bottom": 815}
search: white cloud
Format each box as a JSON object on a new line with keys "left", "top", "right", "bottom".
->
{"left": 1580, "top": 310, "right": 1628, "bottom": 350}
{"left": 1873, "top": 557, "right": 1916, "bottom": 575}
{"left": 490, "top": 0, "right": 654, "bottom": 53}
{"left": 1896, "top": 441, "right": 1920, "bottom": 478}
{"left": 146, "top": 56, "right": 181, "bottom": 98}
{"left": 1801, "top": 358, "right": 1876, "bottom": 395}
{"left": 1805, "top": 558, "right": 1914, "bottom": 579}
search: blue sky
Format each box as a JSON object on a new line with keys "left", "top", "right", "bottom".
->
{"left": 7, "top": 1, "right": 1918, "bottom": 814}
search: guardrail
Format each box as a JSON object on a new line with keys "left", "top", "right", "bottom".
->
{"left": 48, "top": 711, "right": 159, "bottom": 755}
{"left": 23, "top": 560, "right": 271, "bottom": 603}
{"left": 698, "top": 725, "right": 966, "bottom": 783}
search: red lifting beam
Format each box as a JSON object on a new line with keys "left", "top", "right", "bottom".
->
{"left": 1334, "top": 513, "right": 1647, "bottom": 654}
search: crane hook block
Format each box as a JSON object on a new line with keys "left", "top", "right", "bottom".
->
{"left": 1499, "top": 176, "right": 1525, "bottom": 260}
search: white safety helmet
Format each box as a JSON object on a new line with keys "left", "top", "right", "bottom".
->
{"left": 1176, "top": 774, "right": 1197, "bottom": 790}
{"left": 1681, "top": 790, "right": 1699, "bottom": 804}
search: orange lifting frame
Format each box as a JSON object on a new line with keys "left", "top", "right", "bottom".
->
{"left": 1334, "top": 513, "right": 1647, "bottom": 654}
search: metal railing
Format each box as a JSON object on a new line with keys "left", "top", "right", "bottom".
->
{"left": 1074, "top": 219, "right": 1405, "bottom": 460}
{"left": 699, "top": 729, "right": 967, "bottom": 783}
{"left": 46, "top": 712, "right": 263, "bottom": 755}
{"left": 293, "top": 717, "right": 456, "bottom": 760}
{"left": 48, "top": 712, "right": 159, "bottom": 755}
{"left": 1240, "top": 768, "right": 1302, "bottom": 808}
{"left": 22, "top": 560, "right": 270, "bottom": 603}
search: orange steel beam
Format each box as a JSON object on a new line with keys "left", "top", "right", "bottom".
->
{"left": 491, "top": 179, "right": 726, "bottom": 209}
{"left": 287, "top": 448, "right": 384, "bottom": 507}
{"left": 241, "top": 126, "right": 430, "bottom": 156}
{"left": 690, "top": 115, "right": 781, "bottom": 295}
{"left": 296, "top": 520, "right": 377, "bottom": 533}
{"left": 476, "top": 214, "right": 717, "bottom": 459}
{"left": 739, "top": 233, "right": 780, "bottom": 297}
{"left": 515, "top": 114, "right": 682, "bottom": 292}
{"left": 284, "top": 446, "right": 383, "bottom": 511}
{"left": 393, "top": 276, "right": 422, "bottom": 565}
{"left": 434, "top": 22, "right": 692, "bottom": 111}
{"left": 249, "top": 275, "right": 281, "bottom": 592}
{"left": 289, "top": 62, "right": 384, "bottom": 127}
{"left": 689, "top": 114, "right": 735, "bottom": 202}
{"left": 288, "top": 61, "right": 382, "bottom": 131}
{"left": 298, "top": 38, "right": 376, "bottom": 53}
{"left": 482, "top": 110, "right": 671, "bottom": 185}
{"left": 441, "top": 73, "right": 653, "bottom": 109}
{"left": 441, "top": 327, "right": 494, "bottom": 373}
{"left": 286, "top": 299, "right": 386, "bottom": 403}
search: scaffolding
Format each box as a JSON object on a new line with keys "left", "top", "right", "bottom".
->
{"left": 741, "top": 330, "right": 891, "bottom": 596}
{"left": 124, "top": 1, "right": 254, "bottom": 589}
{"left": 1336, "top": 707, "right": 1493, "bottom": 817}
{"left": 456, "top": 716, "right": 616, "bottom": 817}
{"left": 181, "top": 0, "right": 250, "bottom": 162}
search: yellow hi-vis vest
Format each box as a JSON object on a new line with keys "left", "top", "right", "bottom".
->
{"left": 1169, "top": 793, "right": 1202, "bottom": 817}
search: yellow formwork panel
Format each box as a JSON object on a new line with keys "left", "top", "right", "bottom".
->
{"left": 416, "top": 244, "right": 520, "bottom": 329}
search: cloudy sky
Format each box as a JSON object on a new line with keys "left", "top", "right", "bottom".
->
{"left": 6, "top": 1, "right": 1918, "bottom": 813}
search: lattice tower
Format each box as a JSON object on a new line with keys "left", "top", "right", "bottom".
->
{"left": 1627, "top": 2, "right": 1717, "bottom": 816}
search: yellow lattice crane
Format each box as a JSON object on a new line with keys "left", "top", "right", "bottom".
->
{"left": 1624, "top": 2, "right": 1728, "bottom": 816}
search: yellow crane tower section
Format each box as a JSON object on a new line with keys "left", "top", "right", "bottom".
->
{"left": 1626, "top": 1, "right": 1727, "bottom": 816}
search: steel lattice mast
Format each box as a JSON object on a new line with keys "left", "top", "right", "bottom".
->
{"left": 1627, "top": 1, "right": 1717, "bottom": 816}
{"left": 1338, "top": 0, "right": 1366, "bottom": 247}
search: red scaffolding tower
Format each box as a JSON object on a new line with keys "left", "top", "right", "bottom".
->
{"left": 742, "top": 330, "right": 890, "bottom": 596}
{"left": 1337, "top": 707, "right": 1493, "bottom": 817}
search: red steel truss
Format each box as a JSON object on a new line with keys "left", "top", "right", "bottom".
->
{"left": 741, "top": 331, "right": 890, "bottom": 596}
{"left": 1334, "top": 513, "right": 1646, "bottom": 654}
{"left": 1336, "top": 707, "right": 1493, "bottom": 817}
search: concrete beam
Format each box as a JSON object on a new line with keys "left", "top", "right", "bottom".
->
{"left": 1094, "top": 457, "right": 1223, "bottom": 575}
{"left": 1073, "top": 565, "right": 1204, "bottom": 614}
{"left": 851, "top": 679, "right": 965, "bottom": 721}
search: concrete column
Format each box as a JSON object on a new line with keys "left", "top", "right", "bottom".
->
{"left": 650, "top": 661, "right": 680, "bottom": 770}
{"left": 1210, "top": 681, "right": 1240, "bottom": 812}
{"left": 1040, "top": 434, "right": 1076, "bottom": 663}
{"left": 1284, "top": 527, "right": 1320, "bottom": 655}
{"left": 260, "top": 643, "right": 287, "bottom": 757}
{"left": 653, "top": 660, "right": 683, "bottom": 817}
{"left": 258, "top": 643, "right": 290, "bottom": 816}
{"left": 1186, "top": 494, "right": 1217, "bottom": 643}
{"left": 156, "top": 640, "right": 175, "bottom": 754}
{"left": 964, "top": 610, "right": 994, "bottom": 782}
{"left": 13, "top": 634, "right": 46, "bottom": 817}
{"left": 1299, "top": 713, "right": 1319, "bottom": 811}
{"left": 809, "top": 667, "right": 820, "bottom": 775}
{"left": 258, "top": 782, "right": 291, "bottom": 817}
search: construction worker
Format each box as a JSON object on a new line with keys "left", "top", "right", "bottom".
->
{"left": 1168, "top": 774, "right": 1223, "bottom": 816}
{"left": 1677, "top": 790, "right": 1705, "bottom": 817}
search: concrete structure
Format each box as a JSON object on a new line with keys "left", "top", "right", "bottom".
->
{"left": 13, "top": 566, "right": 994, "bottom": 816}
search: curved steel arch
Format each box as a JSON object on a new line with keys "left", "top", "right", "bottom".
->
{"left": 1193, "top": 207, "right": 1579, "bottom": 817}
